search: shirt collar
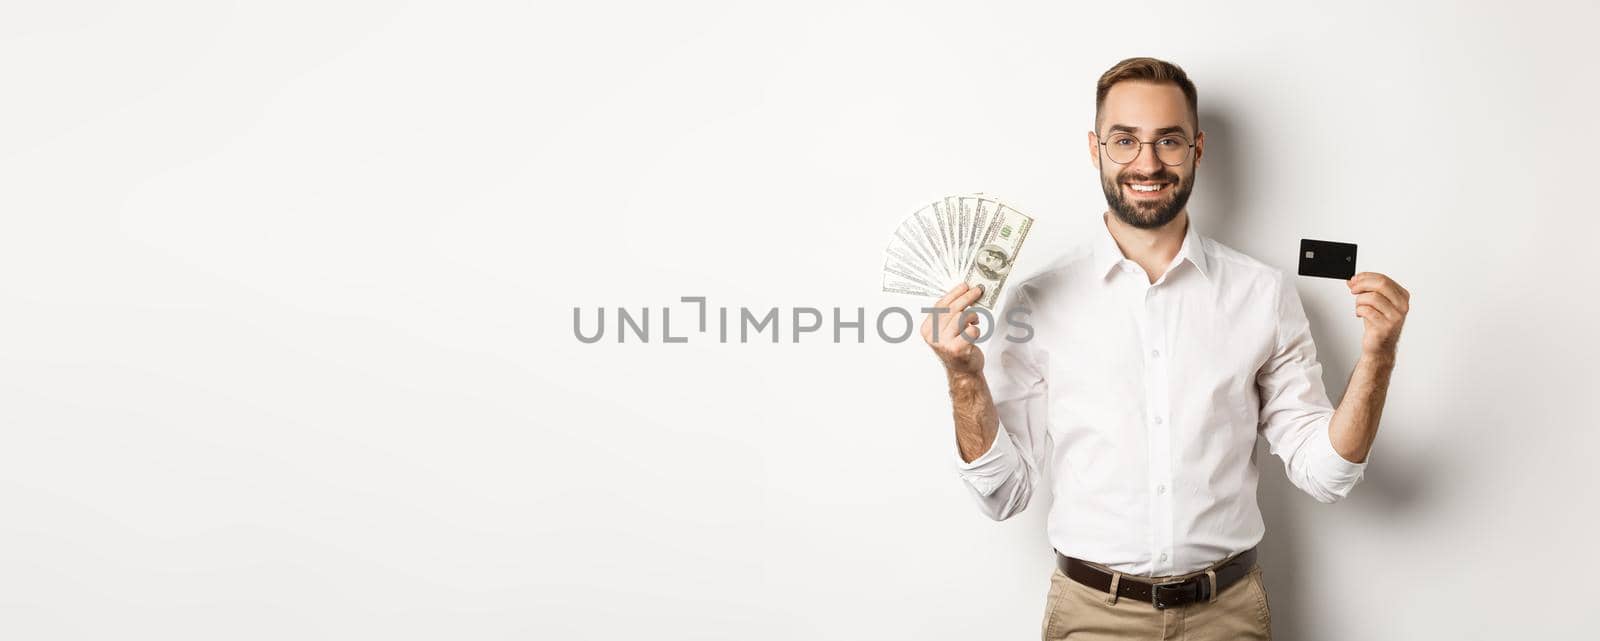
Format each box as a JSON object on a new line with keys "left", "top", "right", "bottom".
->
{"left": 1093, "top": 213, "right": 1212, "bottom": 283}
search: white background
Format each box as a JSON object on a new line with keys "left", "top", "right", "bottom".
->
{"left": 3, "top": 1, "right": 1597, "bottom": 639}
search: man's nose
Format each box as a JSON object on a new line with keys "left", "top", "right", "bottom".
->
{"left": 1131, "top": 142, "right": 1164, "bottom": 175}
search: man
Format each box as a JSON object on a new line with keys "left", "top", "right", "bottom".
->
{"left": 974, "top": 244, "right": 1013, "bottom": 281}
{"left": 919, "top": 58, "right": 1409, "bottom": 640}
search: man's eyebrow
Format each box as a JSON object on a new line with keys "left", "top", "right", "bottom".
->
{"left": 1105, "top": 124, "right": 1192, "bottom": 137}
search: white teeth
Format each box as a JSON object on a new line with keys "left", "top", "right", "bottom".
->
{"left": 1129, "top": 183, "right": 1165, "bottom": 192}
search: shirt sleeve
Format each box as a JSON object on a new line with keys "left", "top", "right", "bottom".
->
{"left": 952, "top": 282, "right": 1051, "bottom": 521}
{"left": 1256, "top": 271, "right": 1369, "bottom": 504}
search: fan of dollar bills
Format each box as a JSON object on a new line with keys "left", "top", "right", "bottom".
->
{"left": 880, "top": 194, "right": 1034, "bottom": 310}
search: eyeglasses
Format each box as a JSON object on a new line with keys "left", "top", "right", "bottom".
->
{"left": 1097, "top": 131, "right": 1195, "bottom": 166}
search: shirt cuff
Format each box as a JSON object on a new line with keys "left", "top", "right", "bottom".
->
{"left": 954, "top": 428, "right": 1018, "bottom": 497}
{"left": 1311, "top": 423, "right": 1369, "bottom": 487}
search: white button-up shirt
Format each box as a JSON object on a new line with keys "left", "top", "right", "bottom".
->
{"left": 955, "top": 213, "right": 1367, "bottom": 577}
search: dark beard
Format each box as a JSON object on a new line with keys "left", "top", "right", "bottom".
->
{"left": 1100, "top": 167, "right": 1194, "bottom": 230}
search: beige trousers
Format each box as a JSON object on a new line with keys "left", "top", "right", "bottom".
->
{"left": 1040, "top": 561, "right": 1272, "bottom": 640}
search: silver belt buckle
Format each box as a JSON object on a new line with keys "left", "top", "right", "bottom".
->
{"left": 1150, "top": 581, "right": 1184, "bottom": 610}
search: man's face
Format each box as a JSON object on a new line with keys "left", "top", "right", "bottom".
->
{"left": 1087, "top": 80, "right": 1204, "bottom": 230}
{"left": 979, "top": 250, "right": 1003, "bottom": 270}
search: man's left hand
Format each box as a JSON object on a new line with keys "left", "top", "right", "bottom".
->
{"left": 1348, "top": 272, "right": 1410, "bottom": 360}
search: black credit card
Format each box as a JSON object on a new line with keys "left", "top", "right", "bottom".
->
{"left": 1298, "top": 239, "right": 1358, "bottom": 279}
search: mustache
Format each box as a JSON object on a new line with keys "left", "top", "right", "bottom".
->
{"left": 1116, "top": 168, "right": 1181, "bottom": 184}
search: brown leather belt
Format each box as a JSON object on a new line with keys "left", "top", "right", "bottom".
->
{"left": 1055, "top": 548, "right": 1257, "bottom": 610}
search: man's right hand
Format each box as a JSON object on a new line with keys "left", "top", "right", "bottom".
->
{"left": 920, "top": 283, "right": 986, "bottom": 375}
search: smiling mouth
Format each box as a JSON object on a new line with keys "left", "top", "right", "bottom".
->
{"left": 1123, "top": 181, "right": 1172, "bottom": 196}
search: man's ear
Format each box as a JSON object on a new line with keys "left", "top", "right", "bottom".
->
{"left": 1193, "top": 130, "right": 1205, "bottom": 167}
{"left": 1087, "top": 130, "right": 1100, "bottom": 169}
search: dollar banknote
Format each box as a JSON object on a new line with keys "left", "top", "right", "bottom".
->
{"left": 880, "top": 194, "right": 1034, "bottom": 310}
{"left": 962, "top": 204, "right": 1033, "bottom": 309}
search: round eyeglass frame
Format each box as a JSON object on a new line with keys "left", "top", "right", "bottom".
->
{"left": 1096, "top": 132, "right": 1196, "bottom": 166}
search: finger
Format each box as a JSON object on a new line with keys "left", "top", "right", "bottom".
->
{"left": 927, "top": 310, "right": 956, "bottom": 343}
{"left": 933, "top": 283, "right": 970, "bottom": 309}
{"left": 925, "top": 284, "right": 974, "bottom": 340}
{"left": 941, "top": 307, "right": 978, "bottom": 342}
{"left": 950, "top": 312, "right": 980, "bottom": 341}
{"left": 1355, "top": 304, "right": 1400, "bottom": 332}
{"left": 1381, "top": 282, "right": 1409, "bottom": 315}
{"left": 1350, "top": 273, "right": 1407, "bottom": 315}
{"left": 1347, "top": 272, "right": 1380, "bottom": 292}
{"left": 961, "top": 322, "right": 982, "bottom": 343}
{"left": 1355, "top": 292, "right": 1399, "bottom": 322}
{"left": 1347, "top": 272, "right": 1387, "bottom": 295}
{"left": 941, "top": 288, "right": 987, "bottom": 341}
{"left": 1356, "top": 292, "right": 1398, "bottom": 320}
{"left": 1372, "top": 281, "right": 1407, "bottom": 315}
{"left": 952, "top": 283, "right": 985, "bottom": 312}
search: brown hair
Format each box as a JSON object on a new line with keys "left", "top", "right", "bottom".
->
{"left": 1095, "top": 57, "right": 1199, "bottom": 132}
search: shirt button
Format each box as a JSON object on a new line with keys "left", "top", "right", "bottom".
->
{"left": 1157, "top": 484, "right": 1167, "bottom": 495}
{"left": 1151, "top": 349, "right": 1161, "bottom": 358}
{"left": 1159, "top": 552, "right": 1169, "bottom": 562}
{"left": 1153, "top": 416, "right": 1164, "bottom": 425}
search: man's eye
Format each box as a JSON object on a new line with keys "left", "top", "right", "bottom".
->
{"left": 1112, "top": 138, "right": 1135, "bottom": 146}
{"left": 1157, "top": 138, "right": 1182, "bottom": 147}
